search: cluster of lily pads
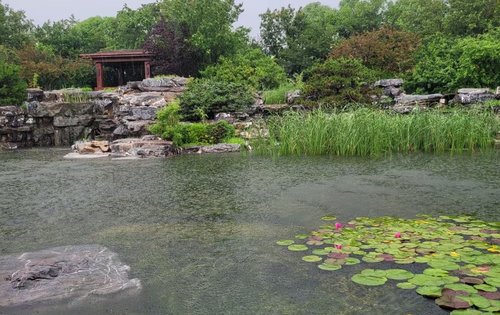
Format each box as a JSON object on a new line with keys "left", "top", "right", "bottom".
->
{"left": 277, "top": 215, "right": 500, "bottom": 314}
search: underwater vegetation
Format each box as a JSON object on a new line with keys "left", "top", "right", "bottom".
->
{"left": 277, "top": 215, "right": 500, "bottom": 314}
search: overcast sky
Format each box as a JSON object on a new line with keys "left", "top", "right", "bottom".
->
{"left": 3, "top": 0, "right": 341, "bottom": 36}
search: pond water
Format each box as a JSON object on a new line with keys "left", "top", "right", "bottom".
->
{"left": 0, "top": 149, "right": 499, "bottom": 315}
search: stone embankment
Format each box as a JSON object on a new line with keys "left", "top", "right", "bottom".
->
{"left": 0, "top": 77, "right": 188, "bottom": 149}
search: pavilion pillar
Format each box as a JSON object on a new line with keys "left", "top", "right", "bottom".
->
{"left": 145, "top": 61, "right": 151, "bottom": 79}
{"left": 96, "top": 62, "right": 104, "bottom": 91}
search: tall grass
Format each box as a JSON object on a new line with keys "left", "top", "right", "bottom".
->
{"left": 253, "top": 108, "right": 498, "bottom": 156}
{"left": 262, "top": 83, "right": 296, "bottom": 104}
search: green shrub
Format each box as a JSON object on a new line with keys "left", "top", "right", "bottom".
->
{"left": 302, "top": 58, "right": 377, "bottom": 107}
{"left": 179, "top": 79, "right": 255, "bottom": 120}
{"left": 405, "top": 29, "right": 500, "bottom": 94}
{"left": 201, "top": 49, "right": 287, "bottom": 90}
{"left": 0, "top": 61, "right": 27, "bottom": 106}
{"left": 149, "top": 100, "right": 182, "bottom": 136}
{"left": 254, "top": 108, "right": 498, "bottom": 156}
{"left": 206, "top": 120, "right": 235, "bottom": 143}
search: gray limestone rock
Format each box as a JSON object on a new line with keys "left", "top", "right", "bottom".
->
{"left": 0, "top": 245, "right": 141, "bottom": 308}
{"left": 454, "top": 88, "right": 495, "bottom": 105}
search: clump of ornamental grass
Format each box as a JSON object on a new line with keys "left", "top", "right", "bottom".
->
{"left": 253, "top": 108, "right": 498, "bottom": 156}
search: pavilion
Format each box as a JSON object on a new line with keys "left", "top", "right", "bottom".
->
{"left": 80, "top": 50, "right": 153, "bottom": 90}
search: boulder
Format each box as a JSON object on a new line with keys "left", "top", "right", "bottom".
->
{"left": 453, "top": 88, "right": 495, "bottom": 105}
{"left": 184, "top": 143, "right": 241, "bottom": 154}
{"left": 374, "top": 79, "right": 404, "bottom": 98}
{"left": 119, "top": 93, "right": 166, "bottom": 108}
{"left": 138, "top": 77, "right": 188, "bottom": 93}
{"left": 53, "top": 115, "right": 93, "bottom": 127}
{"left": 0, "top": 245, "right": 141, "bottom": 307}
{"left": 287, "top": 90, "right": 302, "bottom": 104}
{"left": 26, "top": 88, "right": 44, "bottom": 102}
{"left": 110, "top": 137, "right": 178, "bottom": 157}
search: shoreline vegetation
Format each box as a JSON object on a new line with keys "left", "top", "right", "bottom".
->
{"left": 252, "top": 108, "right": 499, "bottom": 157}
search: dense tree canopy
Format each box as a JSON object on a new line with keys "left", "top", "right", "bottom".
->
{"left": 0, "top": 1, "right": 32, "bottom": 49}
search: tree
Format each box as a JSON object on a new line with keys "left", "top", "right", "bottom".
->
{"left": 385, "top": 0, "right": 447, "bottom": 37}
{"left": 405, "top": 29, "right": 500, "bottom": 93}
{"left": 0, "top": 60, "right": 27, "bottom": 106}
{"left": 112, "top": 3, "right": 161, "bottom": 49}
{"left": 143, "top": 19, "right": 200, "bottom": 77}
{"left": 0, "top": 1, "right": 32, "bottom": 49}
{"left": 444, "top": 0, "right": 500, "bottom": 36}
{"left": 302, "top": 58, "right": 377, "bottom": 106}
{"left": 159, "top": 0, "right": 249, "bottom": 67}
{"left": 330, "top": 27, "right": 420, "bottom": 76}
{"left": 336, "top": 0, "right": 388, "bottom": 38}
{"left": 259, "top": 3, "right": 338, "bottom": 75}
{"left": 201, "top": 48, "right": 287, "bottom": 90}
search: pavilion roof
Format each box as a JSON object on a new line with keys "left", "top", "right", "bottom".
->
{"left": 80, "top": 49, "right": 153, "bottom": 63}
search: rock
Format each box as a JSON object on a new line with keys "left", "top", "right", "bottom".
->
{"left": 131, "top": 106, "right": 157, "bottom": 120}
{"left": 26, "top": 88, "right": 44, "bottom": 102}
{"left": 196, "top": 143, "right": 241, "bottom": 154}
{"left": 53, "top": 115, "right": 93, "bottom": 127}
{"left": 29, "top": 102, "right": 95, "bottom": 118}
{"left": 287, "top": 90, "right": 302, "bottom": 104}
{"left": 0, "top": 245, "right": 141, "bottom": 307}
{"left": 120, "top": 93, "right": 166, "bottom": 108}
{"left": 374, "top": 79, "right": 404, "bottom": 98}
{"left": 395, "top": 94, "right": 443, "bottom": 107}
{"left": 113, "top": 124, "right": 130, "bottom": 137}
{"left": 215, "top": 113, "right": 233, "bottom": 122}
{"left": 110, "top": 138, "right": 178, "bottom": 157}
{"left": 138, "top": 77, "right": 188, "bottom": 93}
{"left": 454, "top": 88, "right": 495, "bottom": 104}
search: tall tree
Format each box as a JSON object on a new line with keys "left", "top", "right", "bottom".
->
{"left": 260, "top": 3, "right": 338, "bottom": 75}
{"left": 112, "top": 3, "right": 162, "bottom": 49}
{"left": 143, "top": 19, "right": 200, "bottom": 77}
{"left": 444, "top": 0, "right": 500, "bottom": 36}
{"left": 336, "top": 0, "right": 388, "bottom": 38}
{"left": 0, "top": 1, "right": 32, "bottom": 49}
{"left": 159, "top": 0, "right": 249, "bottom": 67}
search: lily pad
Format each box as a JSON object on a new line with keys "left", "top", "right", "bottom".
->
{"left": 362, "top": 256, "right": 384, "bottom": 263}
{"left": 436, "top": 294, "right": 471, "bottom": 310}
{"left": 409, "top": 274, "right": 446, "bottom": 287}
{"left": 276, "top": 240, "right": 295, "bottom": 246}
{"left": 450, "top": 310, "right": 484, "bottom": 315}
{"left": 445, "top": 284, "right": 478, "bottom": 294}
{"left": 361, "top": 269, "right": 387, "bottom": 278}
{"left": 351, "top": 274, "right": 387, "bottom": 286}
{"left": 287, "top": 244, "right": 308, "bottom": 252}
{"left": 484, "top": 277, "right": 500, "bottom": 287}
{"left": 460, "top": 277, "right": 484, "bottom": 285}
{"left": 423, "top": 268, "right": 449, "bottom": 277}
{"left": 428, "top": 259, "right": 461, "bottom": 271}
{"left": 295, "top": 234, "right": 309, "bottom": 240}
{"left": 302, "top": 255, "right": 322, "bottom": 263}
{"left": 474, "top": 284, "right": 497, "bottom": 292}
{"left": 345, "top": 257, "right": 361, "bottom": 265}
{"left": 416, "top": 286, "right": 443, "bottom": 298}
{"left": 318, "top": 263, "right": 342, "bottom": 271}
{"left": 397, "top": 282, "right": 417, "bottom": 290}
{"left": 321, "top": 216, "right": 337, "bottom": 221}
{"left": 385, "top": 269, "right": 415, "bottom": 281}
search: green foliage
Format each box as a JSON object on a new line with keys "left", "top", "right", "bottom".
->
{"left": 254, "top": 108, "right": 498, "bottom": 156}
{"left": 302, "top": 58, "right": 377, "bottom": 107}
{"left": 336, "top": 0, "right": 388, "bottom": 37}
{"left": 444, "top": 0, "right": 499, "bottom": 36}
{"left": 150, "top": 101, "right": 236, "bottom": 146}
{"left": 179, "top": 79, "right": 255, "bottom": 120}
{"left": 263, "top": 83, "right": 296, "bottom": 105}
{"left": 406, "top": 30, "right": 500, "bottom": 93}
{"left": 159, "top": 0, "right": 249, "bottom": 68}
{"left": 330, "top": 27, "right": 421, "bottom": 77}
{"left": 0, "top": 60, "right": 27, "bottom": 106}
{"left": 0, "top": 1, "right": 32, "bottom": 49}
{"left": 17, "top": 44, "right": 95, "bottom": 90}
{"left": 386, "top": 0, "right": 447, "bottom": 37}
{"left": 202, "top": 49, "right": 286, "bottom": 90}
{"left": 260, "top": 3, "right": 339, "bottom": 75}
{"left": 112, "top": 3, "right": 161, "bottom": 49}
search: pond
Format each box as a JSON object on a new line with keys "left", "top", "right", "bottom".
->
{"left": 0, "top": 149, "right": 499, "bottom": 314}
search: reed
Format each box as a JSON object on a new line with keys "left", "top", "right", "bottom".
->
{"left": 253, "top": 108, "right": 498, "bottom": 156}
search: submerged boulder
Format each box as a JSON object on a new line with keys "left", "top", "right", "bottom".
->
{"left": 0, "top": 245, "right": 141, "bottom": 308}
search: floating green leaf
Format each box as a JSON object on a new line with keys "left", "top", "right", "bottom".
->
{"left": 321, "top": 216, "right": 337, "bottom": 221}
{"left": 295, "top": 234, "right": 309, "bottom": 240}
{"left": 397, "top": 282, "right": 417, "bottom": 290}
{"left": 385, "top": 269, "right": 414, "bottom": 281}
{"left": 484, "top": 277, "right": 500, "bottom": 287}
{"left": 428, "top": 259, "right": 461, "bottom": 271}
{"left": 416, "top": 286, "right": 443, "bottom": 298}
{"left": 351, "top": 274, "right": 387, "bottom": 286}
{"left": 287, "top": 244, "right": 308, "bottom": 252}
{"left": 318, "top": 263, "right": 342, "bottom": 271}
{"left": 474, "top": 284, "right": 497, "bottom": 292}
{"left": 302, "top": 255, "right": 322, "bottom": 263}
{"left": 445, "top": 284, "right": 478, "bottom": 294}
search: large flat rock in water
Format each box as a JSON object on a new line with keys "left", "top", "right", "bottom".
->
{"left": 0, "top": 245, "right": 141, "bottom": 307}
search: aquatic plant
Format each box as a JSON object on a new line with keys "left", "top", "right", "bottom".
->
{"left": 277, "top": 214, "right": 500, "bottom": 313}
{"left": 254, "top": 108, "right": 498, "bottom": 156}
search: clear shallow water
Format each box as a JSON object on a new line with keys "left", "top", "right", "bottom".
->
{"left": 0, "top": 149, "right": 499, "bottom": 315}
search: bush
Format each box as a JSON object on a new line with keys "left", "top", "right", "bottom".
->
{"left": 150, "top": 102, "right": 236, "bottom": 146}
{"left": 179, "top": 79, "right": 255, "bottom": 120}
{"left": 201, "top": 48, "right": 287, "bottom": 90}
{"left": 0, "top": 60, "right": 27, "bottom": 106}
{"left": 405, "top": 29, "right": 500, "bottom": 94}
{"left": 330, "top": 27, "right": 421, "bottom": 77}
{"left": 302, "top": 58, "right": 377, "bottom": 107}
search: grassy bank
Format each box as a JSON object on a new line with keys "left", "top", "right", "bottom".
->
{"left": 253, "top": 109, "right": 499, "bottom": 156}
